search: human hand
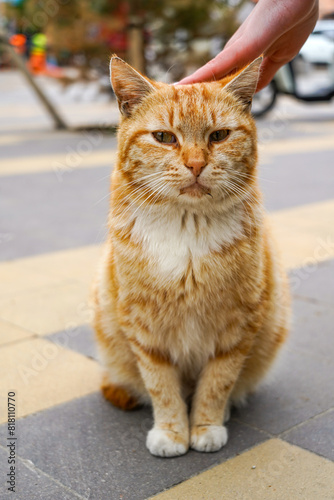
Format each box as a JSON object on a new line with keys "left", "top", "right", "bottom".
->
{"left": 178, "top": 0, "right": 319, "bottom": 90}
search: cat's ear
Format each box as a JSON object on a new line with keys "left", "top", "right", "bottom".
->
{"left": 223, "top": 57, "right": 263, "bottom": 111}
{"left": 110, "top": 56, "right": 156, "bottom": 117}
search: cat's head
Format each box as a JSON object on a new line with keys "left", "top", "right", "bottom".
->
{"left": 110, "top": 56, "right": 262, "bottom": 209}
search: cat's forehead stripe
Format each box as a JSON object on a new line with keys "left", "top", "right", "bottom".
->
{"left": 166, "top": 89, "right": 216, "bottom": 133}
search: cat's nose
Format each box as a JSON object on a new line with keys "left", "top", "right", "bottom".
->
{"left": 184, "top": 158, "right": 207, "bottom": 178}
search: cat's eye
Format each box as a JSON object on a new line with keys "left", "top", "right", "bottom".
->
{"left": 209, "top": 129, "right": 230, "bottom": 143}
{"left": 152, "top": 131, "right": 177, "bottom": 144}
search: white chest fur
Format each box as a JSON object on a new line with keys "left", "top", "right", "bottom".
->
{"left": 130, "top": 204, "right": 245, "bottom": 279}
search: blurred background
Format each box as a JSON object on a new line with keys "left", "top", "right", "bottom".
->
{"left": 0, "top": 0, "right": 249, "bottom": 83}
{"left": 1, "top": 0, "right": 334, "bottom": 128}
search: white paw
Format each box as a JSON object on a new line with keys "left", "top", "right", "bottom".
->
{"left": 146, "top": 428, "right": 188, "bottom": 457}
{"left": 190, "top": 425, "right": 228, "bottom": 452}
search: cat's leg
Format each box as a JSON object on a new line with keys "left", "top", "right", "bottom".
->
{"left": 94, "top": 310, "right": 149, "bottom": 409}
{"left": 190, "top": 336, "right": 253, "bottom": 453}
{"left": 129, "top": 339, "right": 189, "bottom": 457}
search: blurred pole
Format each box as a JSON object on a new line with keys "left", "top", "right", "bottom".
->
{"left": 0, "top": 37, "right": 67, "bottom": 130}
{"left": 127, "top": 16, "right": 145, "bottom": 74}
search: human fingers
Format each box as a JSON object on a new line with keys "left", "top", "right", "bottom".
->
{"left": 256, "top": 57, "right": 283, "bottom": 91}
{"left": 177, "top": 40, "right": 262, "bottom": 85}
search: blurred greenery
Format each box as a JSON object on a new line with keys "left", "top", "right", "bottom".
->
{"left": 3, "top": 0, "right": 246, "bottom": 80}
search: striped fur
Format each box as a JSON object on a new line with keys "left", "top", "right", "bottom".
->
{"left": 93, "top": 57, "right": 290, "bottom": 457}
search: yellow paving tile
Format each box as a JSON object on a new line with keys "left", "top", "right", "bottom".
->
{"left": 270, "top": 199, "right": 334, "bottom": 270}
{"left": 0, "top": 149, "right": 116, "bottom": 176}
{"left": 150, "top": 439, "right": 334, "bottom": 500}
{"left": 261, "top": 134, "right": 334, "bottom": 156}
{"left": 20, "top": 244, "right": 103, "bottom": 285}
{"left": 0, "top": 319, "right": 35, "bottom": 347}
{"left": 0, "top": 260, "right": 67, "bottom": 299}
{"left": 0, "top": 281, "right": 92, "bottom": 336}
{"left": 0, "top": 245, "right": 102, "bottom": 299}
{"left": 0, "top": 337, "right": 100, "bottom": 423}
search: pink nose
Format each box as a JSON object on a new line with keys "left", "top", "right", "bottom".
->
{"left": 185, "top": 158, "right": 207, "bottom": 177}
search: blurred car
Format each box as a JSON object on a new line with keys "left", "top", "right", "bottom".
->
{"left": 300, "top": 20, "right": 334, "bottom": 64}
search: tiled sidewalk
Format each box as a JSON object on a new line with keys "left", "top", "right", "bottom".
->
{"left": 1, "top": 99, "right": 334, "bottom": 499}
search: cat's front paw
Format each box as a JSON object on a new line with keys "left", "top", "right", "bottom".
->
{"left": 190, "top": 425, "right": 228, "bottom": 453}
{"left": 146, "top": 428, "right": 189, "bottom": 457}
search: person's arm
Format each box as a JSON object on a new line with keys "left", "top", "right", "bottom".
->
{"left": 178, "top": 0, "right": 319, "bottom": 90}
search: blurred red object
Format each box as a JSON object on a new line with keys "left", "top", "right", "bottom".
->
{"left": 9, "top": 34, "right": 27, "bottom": 55}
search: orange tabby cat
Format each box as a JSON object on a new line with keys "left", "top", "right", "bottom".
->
{"left": 93, "top": 56, "right": 290, "bottom": 457}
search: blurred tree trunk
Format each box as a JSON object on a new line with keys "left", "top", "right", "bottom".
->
{"left": 127, "top": 16, "right": 145, "bottom": 74}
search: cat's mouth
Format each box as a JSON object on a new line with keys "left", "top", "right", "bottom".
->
{"left": 179, "top": 181, "right": 212, "bottom": 198}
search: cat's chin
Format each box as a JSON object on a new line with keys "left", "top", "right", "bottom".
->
{"left": 179, "top": 182, "right": 211, "bottom": 199}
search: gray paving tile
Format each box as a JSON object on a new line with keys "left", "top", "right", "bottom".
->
{"left": 234, "top": 291, "right": 334, "bottom": 434}
{"left": 47, "top": 324, "right": 98, "bottom": 361}
{"left": 11, "top": 393, "right": 267, "bottom": 500}
{"left": 290, "top": 259, "right": 334, "bottom": 306}
{"left": 0, "top": 166, "right": 111, "bottom": 261}
{"left": 259, "top": 149, "right": 334, "bottom": 211}
{"left": 289, "top": 298, "right": 334, "bottom": 360}
{"left": 0, "top": 446, "right": 82, "bottom": 500}
{"left": 234, "top": 345, "right": 334, "bottom": 435}
{"left": 282, "top": 409, "right": 334, "bottom": 461}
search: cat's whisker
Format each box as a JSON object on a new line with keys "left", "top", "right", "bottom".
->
{"left": 222, "top": 180, "right": 261, "bottom": 217}
{"left": 95, "top": 176, "right": 158, "bottom": 207}
{"left": 117, "top": 186, "right": 160, "bottom": 218}
{"left": 221, "top": 182, "right": 255, "bottom": 234}
{"left": 110, "top": 172, "right": 163, "bottom": 195}
{"left": 96, "top": 177, "right": 153, "bottom": 207}
{"left": 113, "top": 175, "right": 165, "bottom": 205}
{"left": 232, "top": 170, "right": 273, "bottom": 184}
{"left": 130, "top": 183, "right": 168, "bottom": 220}
{"left": 117, "top": 179, "right": 168, "bottom": 219}
{"left": 94, "top": 191, "right": 111, "bottom": 207}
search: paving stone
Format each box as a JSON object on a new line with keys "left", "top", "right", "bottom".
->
{"left": 0, "top": 319, "right": 35, "bottom": 347}
{"left": 0, "top": 281, "right": 90, "bottom": 336}
{"left": 12, "top": 393, "right": 267, "bottom": 500}
{"left": 234, "top": 344, "right": 334, "bottom": 435}
{"left": 283, "top": 409, "right": 334, "bottom": 461}
{"left": 234, "top": 288, "right": 334, "bottom": 435}
{"left": 47, "top": 324, "right": 98, "bottom": 361}
{"left": 291, "top": 258, "right": 334, "bottom": 305}
{"left": 0, "top": 130, "right": 117, "bottom": 161}
{"left": 270, "top": 200, "right": 334, "bottom": 270}
{"left": 288, "top": 297, "right": 334, "bottom": 360}
{"left": 149, "top": 439, "right": 334, "bottom": 500}
{"left": 0, "top": 166, "right": 111, "bottom": 261}
{"left": 0, "top": 338, "right": 100, "bottom": 423}
{"left": 0, "top": 245, "right": 102, "bottom": 299}
{"left": 0, "top": 446, "right": 82, "bottom": 500}
{"left": 259, "top": 149, "right": 334, "bottom": 212}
